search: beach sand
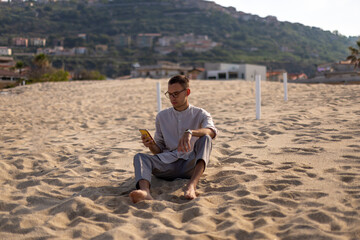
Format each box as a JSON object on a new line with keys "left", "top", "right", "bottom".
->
{"left": 0, "top": 78, "right": 359, "bottom": 239}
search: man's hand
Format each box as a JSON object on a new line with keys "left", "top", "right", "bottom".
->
{"left": 178, "top": 132, "right": 192, "bottom": 153}
{"left": 141, "top": 134, "right": 155, "bottom": 148}
{"left": 141, "top": 134, "right": 162, "bottom": 155}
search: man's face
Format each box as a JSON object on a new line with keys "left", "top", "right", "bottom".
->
{"left": 167, "top": 83, "right": 189, "bottom": 109}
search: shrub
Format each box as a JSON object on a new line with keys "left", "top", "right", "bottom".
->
{"left": 41, "top": 70, "right": 69, "bottom": 82}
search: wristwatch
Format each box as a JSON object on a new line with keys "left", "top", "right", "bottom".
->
{"left": 185, "top": 129, "right": 193, "bottom": 135}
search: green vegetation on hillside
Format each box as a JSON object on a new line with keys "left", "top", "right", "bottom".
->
{"left": 0, "top": 0, "right": 357, "bottom": 77}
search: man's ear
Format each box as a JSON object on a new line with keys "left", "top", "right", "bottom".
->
{"left": 187, "top": 88, "right": 191, "bottom": 96}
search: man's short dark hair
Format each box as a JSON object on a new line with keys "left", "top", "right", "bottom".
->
{"left": 168, "top": 75, "right": 189, "bottom": 89}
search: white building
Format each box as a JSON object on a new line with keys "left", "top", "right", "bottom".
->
{"left": 0, "top": 47, "right": 12, "bottom": 56}
{"left": 30, "top": 38, "right": 46, "bottom": 47}
{"left": 205, "top": 63, "right": 266, "bottom": 81}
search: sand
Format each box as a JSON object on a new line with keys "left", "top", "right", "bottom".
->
{"left": 0, "top": 78, "right": 359, "bottom": 240}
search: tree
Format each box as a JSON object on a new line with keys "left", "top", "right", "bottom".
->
{"left": 41, "top": 70, "right": 69, "bottom": 82}
{"left": 15, "top": 61, "right": 24, "bottom": 75}
{"left": 29, "top": 54, "right": 51, "bottom": 81}
{"left": 33, "top": 53, "right": 50, "bottom": 69}
{"left": 347, "top": 40, "right": 360, "bottom": 69}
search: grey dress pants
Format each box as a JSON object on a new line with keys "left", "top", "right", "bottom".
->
{"left": 133, "top": 135, "right": 212, "bottom": 189}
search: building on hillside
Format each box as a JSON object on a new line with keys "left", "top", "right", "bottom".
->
{"left": 37, "top": 46, "right": 87, "bottom": 56}
{"left": 136, "top": 33, "right": 161, "bottom": 48}
{"left": 113, "top": 34, "right": 131, "bottom": 47}
{"left": 155, "top": 34, "right": 219, "bottom": 55}
{"left": 131, "top": 61, "right": 192, "bottom": 78}
{"left": 0, "top": 47, "right": 12, "bottom": 56}
{"left": 74, "top": 47, "right": 87, "bottom": 55}
{"left": 77, "top": 33, "right": 87, "bottom": 40}
{"left": 95, "top": 45, "right": 108, "bottom": 52}
{"left": 0, "top": 56, "right": 15, "bottom": 70}
{"left": 266, "top": 69, "right": 287, "bottom": 82}
{"left": 12, "top": 37, "right": 28, "bottom": 47}
{"left": 205, "top": 63, "right": 267, "bottom": 81}
{"left": 52, "top": 38, "right": 64, "bottom": 47}
{"left": 29, "top": 38, "right": 46, "bottom": 47}
{"left": 0, "top": 69, "right": 21, "bottom": 81}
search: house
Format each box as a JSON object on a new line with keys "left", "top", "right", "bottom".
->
{"left": 0, "top": 56, "right": 15, "bottom": 70}
{"left": 29, "top": 38, "right": 46, "bottom": 47}
{"left": 0, "top": 69, "right": 21, "bottom": 81}
{"left": 131, "top": 61, "right": 192, "bottom": 78}
{"left": 136, "top": 33, "right": 161, "bottom": 48}
{"left": 316, "top": 60, "right": 356, "bottom": 74}
{"left": 77, "top": 34, "right": 87, "bottom": 40}
{"left": 113, "top": 34, "right": 131, "bottom": 47}
{"left": 266, "top": 69, "right": 287, "bottom": 82}
{"left": 37, "top": 46, "right": 77, "bottom": 56}
{"left": 12, "top": 37, "right": 28, "bottom": 47}
{"left": 205, "top": 63, "right": 267, "bottom": 81}
{"left": 314, "top": 60, "right": 358, "bottom": 79}
{"left": 294, "top": 60, "right": 360, "bottom": 84}
{"left": 188, "top": 67, "right": 205, "bottom": 80}
{"left": 95, "top": 45, "right": 108, "bottom": 52}
{"left": 74, "top": 47, "right": 87, "bottom": 55}
{"left": 155, "top": 34, "right": 219, "bottom": 55}
{"left": 288, "top": 73, "right": 308, "bottom": 80}
{"left": 0, "top": 47, "right": 12, "bottom": 56}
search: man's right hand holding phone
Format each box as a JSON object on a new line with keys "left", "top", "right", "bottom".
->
{"left": 141, "top": 134, "right": 155, "bottom": 148}
{"left": 140, "top": 132, "right": 162, "bottom": 155}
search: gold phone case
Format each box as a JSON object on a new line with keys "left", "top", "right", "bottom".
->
{"left": 139, "top": 129, "right": 154, "bottom": 141}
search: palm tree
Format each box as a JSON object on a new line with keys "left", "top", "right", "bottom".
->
{"left": 33, "top": 53, "right": 50, "bottom": 69}
{"left": 29, "top": 54, "right": 51, "bottom": 82}
{"left": 347, "top": 40, "right": 360, "bottom": 69}
{"left": 15, "top": 61, "right": 24, "bottom": 75}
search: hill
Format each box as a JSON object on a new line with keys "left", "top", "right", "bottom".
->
{"left": 0, "top": 0, "right": 358, "bottom": 77}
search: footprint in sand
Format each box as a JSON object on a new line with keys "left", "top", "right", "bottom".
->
{"left": 265, "top": 179, "right": 302, "bottom": 192}
{"left": 281, "top": 147, "right": 324, "bottom": 155}
{"left": 222, "top": 157, "right": 246, "bottom": 164}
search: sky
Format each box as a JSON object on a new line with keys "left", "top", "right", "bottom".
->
{"left": 207, "top": 0, "right": 359, "bottom": 37}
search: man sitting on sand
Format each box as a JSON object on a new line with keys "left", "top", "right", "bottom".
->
{"left": 130, "top": 75, "right": 217, "bottom": 203}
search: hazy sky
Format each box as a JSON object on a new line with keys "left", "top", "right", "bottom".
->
{"left": 207, "top": 0, "right": 359, "bottom": 37}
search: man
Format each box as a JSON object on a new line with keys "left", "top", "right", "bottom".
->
{"left": 130, "top": 75, "right": 217, "bottom": 203}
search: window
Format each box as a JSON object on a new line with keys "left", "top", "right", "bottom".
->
{"left": 218, "top": 73, "right": 226, "bottom": 79}
{"left": 229, "top": 72, "right": 238, "bottom": 79}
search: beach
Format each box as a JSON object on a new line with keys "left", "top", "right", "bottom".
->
{"left": 0, "top": 78, "right": 359, "bottom": 239}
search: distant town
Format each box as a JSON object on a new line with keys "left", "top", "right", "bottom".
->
{"left": 1, "top": 0, "right": 359, "bottom": 87}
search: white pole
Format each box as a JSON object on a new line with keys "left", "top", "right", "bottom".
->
{"left": 255, "top": 75, "right": 261, "bottom": 120}
{"left": 156, "top": 82, "right": 162, "bottom": 113}
{"left": 283, "top": 72, "right": 288, "bottom": 101}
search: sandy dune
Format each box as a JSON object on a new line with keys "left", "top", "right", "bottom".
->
{"left": 0, "top": 79, "right": 359, "bottom": 239}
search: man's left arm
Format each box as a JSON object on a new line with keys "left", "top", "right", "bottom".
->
{"left": 191, "top": 128, "right": 215, "bottom": 139}
{"left": 178, "top": 109, "right": 217, "bottom": 153}
{"left": 178, "top": 128, "right": 215, "bottom": 153}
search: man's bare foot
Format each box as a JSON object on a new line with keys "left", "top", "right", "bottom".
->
{"left": 129, "top": 190, "right": 153, "bottom": 203}
{"left": 184, "top": 185, "right": 197, "bottom": 200}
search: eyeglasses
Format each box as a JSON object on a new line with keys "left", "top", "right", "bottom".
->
{"left": 165, "top": 89, "right": 187, "bottom": 98}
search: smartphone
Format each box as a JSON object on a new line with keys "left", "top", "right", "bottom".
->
{"left": 139, "top": 129, "right": 154, "bottom": 141}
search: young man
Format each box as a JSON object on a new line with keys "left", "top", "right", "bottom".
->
{"left": 130, "top": 75, "right": 217, "bottom": 203}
